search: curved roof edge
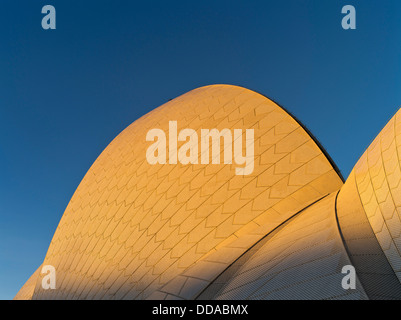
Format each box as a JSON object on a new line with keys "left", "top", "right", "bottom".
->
{"left": 191, "top": 84, "right": 344, "bottom": 182}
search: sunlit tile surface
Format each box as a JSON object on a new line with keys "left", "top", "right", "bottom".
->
{"left": 14, "top": 85, "right": 401, "bottom": 300}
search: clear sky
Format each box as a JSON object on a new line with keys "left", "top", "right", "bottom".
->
{"left": 0, "top": 0, "right": 400, "bottom": 299}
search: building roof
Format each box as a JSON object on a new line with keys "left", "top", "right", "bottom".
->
{"left": 16, "top": 85, "right": 401, "bottom": 300}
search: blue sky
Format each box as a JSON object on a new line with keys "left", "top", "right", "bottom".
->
{"left": 0, "top": 0, "right": 400, "bottom": 299}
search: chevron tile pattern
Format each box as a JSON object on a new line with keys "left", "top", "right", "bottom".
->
{"left": 17, "top": 85, "right": 343, "bottom": 300}
{"left": 16, "top": 85, "right": 401, "bottom": 300}
{"left": 336, "top": 170, "right": 401, "bottom": 299}
{"left": 352, "top": 110, "right": 401, "bottom": 282}
{"left": 198, "top": 193, "right": 368, "bottom": 300}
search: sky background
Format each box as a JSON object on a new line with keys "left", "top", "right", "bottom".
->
{"left": 0, "top": 0, "right": 400, "bottom": 299}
